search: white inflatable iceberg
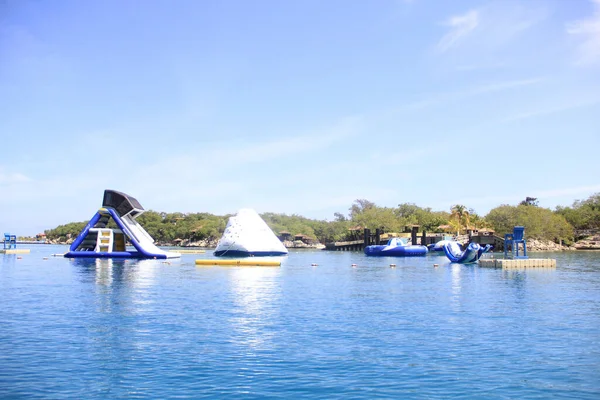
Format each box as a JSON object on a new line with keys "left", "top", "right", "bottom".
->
{"left": 214, "top": 209, "right": 288, "bottom": 257}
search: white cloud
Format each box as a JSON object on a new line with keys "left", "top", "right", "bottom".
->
{"left": 208, "top": 116, "right": 362, "bottom": 165}
{"left": 395, "top": 77, "right": 543, "bottom": 112}
{"left": 502, "top": 99, "right": 600, "bottom": 123}
{"left": 434, "top": 2, "right": 548, "bottom": 62}
{"left": 467, "top": 77, "right": 545, "bottom": 95}
{"left": 88, "top": 115, "right": 366, "bottom": 214}
{"left": 0, "top": 168, "right": 31, "bottom": 184}
{"left": 566, "top": 0, "right": 600, "bottom": 66}
{"left": 437, "top": 10, "right": 479, "bottom": 53}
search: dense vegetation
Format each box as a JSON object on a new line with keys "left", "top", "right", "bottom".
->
{"left": 44, "top": 193, "right": 600, "bottom": 245}
{"left": 555, "top": 193, "right": 600, "bottom": 234}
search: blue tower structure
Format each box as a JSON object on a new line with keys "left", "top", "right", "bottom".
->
{"left": 504, "top": 226, "right": 528, "bottom": 259}
{"left": 3, "top": 233, "right": 17, "bottom": 250}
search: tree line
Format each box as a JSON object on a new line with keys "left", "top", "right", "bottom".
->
{"left": 44, "top": 193, "right": 600, "bottom": 245}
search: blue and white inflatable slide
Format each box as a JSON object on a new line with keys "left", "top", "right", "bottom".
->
{"left": 64, "top": 190, "right": 180, "bottom": 259}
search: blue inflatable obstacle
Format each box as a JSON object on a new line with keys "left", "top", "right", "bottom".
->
{"left": 64, "top": 190, "right": 180, "bottom": 259}
{"left": 442, "top": 241, "right": 491, "bottom": 264}
{"left": 364, "top": 237, "right": 428, "bottom": 257}
{"left": 427, "top": 239, "right": 455, "bottom": 252}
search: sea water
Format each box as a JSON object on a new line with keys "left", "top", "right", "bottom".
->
{"left": 1, "top": 245, "right": 599, "bottom": 399}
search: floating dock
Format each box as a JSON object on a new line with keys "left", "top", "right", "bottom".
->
{"left": 0, "top": 249, "right": 31, "bottom": 254}
{"left": 479, "top": 258, "right": 556, "bottom": 268}
{"left": 195, "top": 259, "right": 280, "bottom": 267}
{"left": 177, "top": 249, "right": 206, "bottom": 254}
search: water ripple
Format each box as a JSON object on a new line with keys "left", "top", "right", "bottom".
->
{"left": 1, "top": 248, "right": 599, "bottom": 398}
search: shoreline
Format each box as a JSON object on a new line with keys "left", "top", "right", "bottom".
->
{"left": 18, "top": 235, "right": 600, "bottom": 252}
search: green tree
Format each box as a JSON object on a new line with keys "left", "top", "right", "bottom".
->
{"left": 450, "top": 204, "right": 470, "bottom": 234}
{"left": 486, "top": 204, "right": 573, "bottom": 243}
{"left": 556, "top": 192, "right": 600, "bottom": 232}
{"left": 519, "top": 197, "right": 539, "bottom": 207}
{"left": 349, "top": 199, "right": 376, "bottom": 219}
{"left": 45, "top": 221, "right": 88, "bottom": 241}
{"left": 395, "top": 203, "right": 450, "bottom": 232}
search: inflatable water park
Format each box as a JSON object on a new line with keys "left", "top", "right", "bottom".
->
{"left": 364, "top": 237, "right": 428, "bottom": 257}
{"left": 214, "top": 208, "right": 288, "bottom": 257}
{"left": 64, "top": 190, "right": 180, "bottom": 259}
{"left": 443, "top": 241, "right": 491, "bottom": 264}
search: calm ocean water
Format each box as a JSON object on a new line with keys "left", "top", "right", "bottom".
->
{"left": 1, "top": 245, "right": 599, "bottom": 399}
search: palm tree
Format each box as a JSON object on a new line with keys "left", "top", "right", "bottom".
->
{"left": 450, "top": 204, "right": 470, "bottom": 235}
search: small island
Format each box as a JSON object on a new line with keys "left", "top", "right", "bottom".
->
{"left": 36, "top": 194, "right": 600, "bottom": 252}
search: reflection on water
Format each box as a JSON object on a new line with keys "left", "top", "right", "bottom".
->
{"left": 68, "top": 257, "right": 166, "bottom": 319}
{"left": 69, "top": 257, "right": 165, "bottom": 288}
{"left": 131, "top": 259, "right": 161, "bottom": 289}
{"left": 0, "top": 254, "right": 18, "bottom": 269}
{"left": 228, "top": 266, "right": 282, "bottom": 351}
{"left": 450, "top": 264, "right": 462, "bottom": 298}
{"left": 449, "top": 263, "right": 478, "bottom": 313}
{"left": 95, "top": 258, "right": 114, "bottom": 286}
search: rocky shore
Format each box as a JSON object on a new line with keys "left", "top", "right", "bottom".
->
{"left": 572, "top": 235, "right": 600, "bottom": 250}
{"left": 525, "top": 239, "right": 575, "bottom": 252}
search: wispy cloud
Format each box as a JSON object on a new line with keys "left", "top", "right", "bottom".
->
{"left": 466, "top": 77, "right": 544, "bottom": 95}
{"left": 455, "top": 62, "right": 507, "bottom": 71}
{"left": 435, "top": 2, "right": 548, "bottom": 59}
{"left": 566, "top": 0, "right": 600, "bottom": 66}
{"left": 0, "top": 168, "right": 31, "bottom": 184}
{"left": 502, "top": 98, "right": 600, "bottom": 123}
{"left": 437, "top": 10, "right": 479, "bottom": 53}
{"left": 209, "top": 116, "right": 362, "bottom": 165}
{"left": 143, "top": 115, "right": 362, "bottom": 174}
{"left": 109, "top": 115, "right": 364, "bottom": 212}
{"left": 396, "top": 77, "right": 544, "bottom": 112}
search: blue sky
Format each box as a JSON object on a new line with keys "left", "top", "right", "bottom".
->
{"left": 1, "top": 0, "right": 599, "bottom": 235}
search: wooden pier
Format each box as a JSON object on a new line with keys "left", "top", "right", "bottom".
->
{"left": 325, "top": 226, "right": 449, "bottom": 251}
{"left": 324, "top": 227, "right": 524, "bottom": 253}
{"left": 479, "top": 258, "right": 556, "bottom": 269}
{"left": 324, "top": 240, "right": 364, "bottom": 251}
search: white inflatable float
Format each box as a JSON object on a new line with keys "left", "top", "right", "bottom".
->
{"left": 214, "top": 209, "right": 288, "bottom": 257}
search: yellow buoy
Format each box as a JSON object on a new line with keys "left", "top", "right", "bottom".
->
{"left": 195, "top": 259, "right": 280, "bottom": 267}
